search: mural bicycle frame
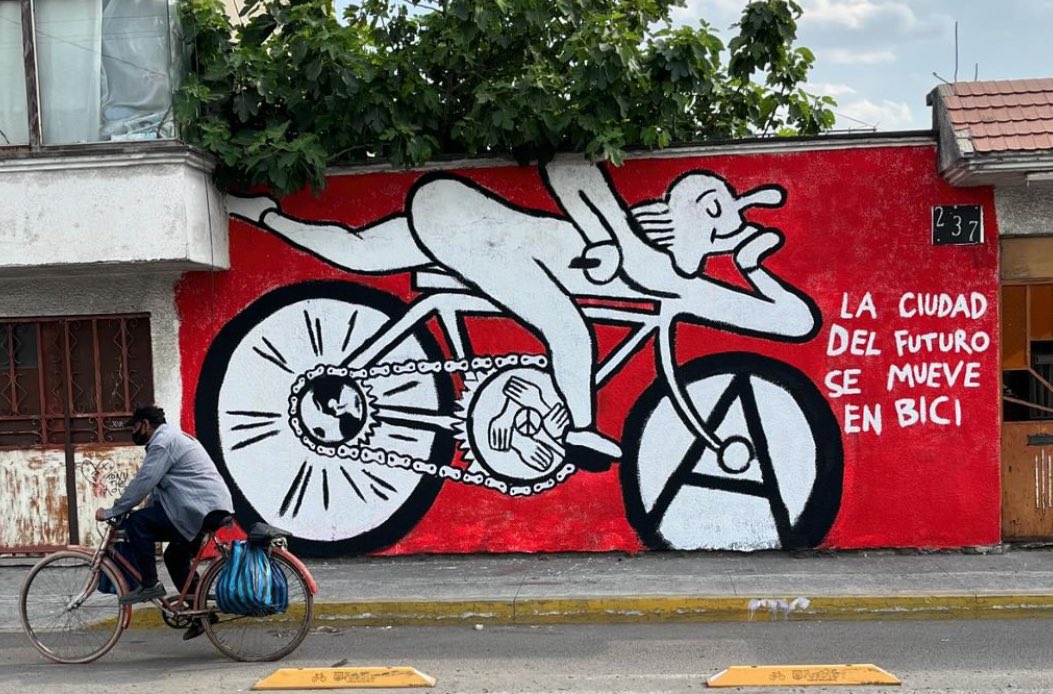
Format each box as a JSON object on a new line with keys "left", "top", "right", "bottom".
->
{"left": 196, "top": 271, "right": 843, "bottom": 557}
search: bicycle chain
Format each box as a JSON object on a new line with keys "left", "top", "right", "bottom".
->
{"left": 287, "top": 354, "right": 578, "bottom": 498}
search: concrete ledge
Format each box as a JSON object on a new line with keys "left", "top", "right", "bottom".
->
{"left": 117, "top": 594, "right": 1053, "bottom": 630}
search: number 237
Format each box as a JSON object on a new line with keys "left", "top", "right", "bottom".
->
{"left": 935, "top": 207, "right": 981, "bottom": 241}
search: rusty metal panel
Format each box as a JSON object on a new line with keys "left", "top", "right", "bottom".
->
{"left": 1002, "top": 422, "right": 1053, "bottom": 541}
{"left": 0, "top": 446, "right": 143, "bottom": 550}
{"left": 72, "top": 447, "right": 143, "bottom": 546}
{"left": 0, "top": 449, "right": 69, "bottom": 549}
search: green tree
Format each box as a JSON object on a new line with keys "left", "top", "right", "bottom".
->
{"left": 175, "top": 0, "right": 835, "bottom": 194}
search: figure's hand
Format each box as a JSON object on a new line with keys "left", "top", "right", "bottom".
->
{"left": 543, "top": 403, "right": 570, "bottom": 439}
{"left": 226, "top": 194, "right": 279, "bottom": 225}
{"left": 510, "top": 430, "right": 556, "bottom": 472}
{"left": 735, "top": 228, "right": 784, "bottom": 271}
{"left": 95, "top": 507, "right": 108, "bottom": 522}
{"left": 570, "top": 242, "right": 621, "bottom": 285}
{"left": 488, "top": 399, "right": 517, "bottom": 452}
{"left": 503, "top": 377, "right": 548, "bottom": 413}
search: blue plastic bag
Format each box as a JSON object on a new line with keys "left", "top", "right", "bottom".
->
{"left": 215, "top": 540, "right": 289, "bottom": 616}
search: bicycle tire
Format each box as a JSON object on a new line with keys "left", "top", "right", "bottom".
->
{"left": 196, "top": 551, "right": 314, "bottom": 662}
{"left": 19, "top": 550, "right": 129, "bottom": 664}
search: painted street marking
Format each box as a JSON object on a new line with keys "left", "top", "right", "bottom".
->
{"left": 707, "top": 663, "right": 900, "bottom": 688}
{"left": 253, "top": 666, "right": 437, "bottom": 690}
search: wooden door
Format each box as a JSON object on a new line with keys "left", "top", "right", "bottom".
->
{"left": 1002, "top": 422, "right": 1053, "bottom": 540}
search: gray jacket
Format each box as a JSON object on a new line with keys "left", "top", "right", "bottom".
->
{"left": 104, "top": 424, "right": 234, "bottom": 541}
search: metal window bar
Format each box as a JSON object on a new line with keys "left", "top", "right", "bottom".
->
{"left": 0, "top": 315, "right": 152, "bottom": 450}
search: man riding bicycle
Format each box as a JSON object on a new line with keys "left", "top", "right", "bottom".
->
{"left": 96, "top": 405, "right": 234, "bottom": 639}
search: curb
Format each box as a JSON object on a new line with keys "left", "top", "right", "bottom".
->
{"left": 120, "top": 594, "right": 1053, "bottom": 629}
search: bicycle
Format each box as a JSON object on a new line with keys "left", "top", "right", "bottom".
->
{"left": 19, "top": 514, "right": 317, "bottom": 664}
{"left": 195, "top": 271, "right": 844, "bottom": 556}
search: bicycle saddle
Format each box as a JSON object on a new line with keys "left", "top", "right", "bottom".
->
{"left": 247, "top": 522, "right": 293, "bottom": 544}
{"left": 201, "top": 511, "right": 235, "bottom": 534}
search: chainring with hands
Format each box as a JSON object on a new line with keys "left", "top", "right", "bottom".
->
{"left": 287, "top": 354, "right": 578, "bottom": 498}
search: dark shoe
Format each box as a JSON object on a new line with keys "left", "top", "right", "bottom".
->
{"left": 118, "top": 582, "right": 166, "bottom": 605}
{"left": 183, "top": 613, "right": 219, "bottom": 641}
{"left": 565, "top": 443, "right": 618, "bottom": 473}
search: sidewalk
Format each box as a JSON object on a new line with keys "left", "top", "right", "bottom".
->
{"left": 4, "top": 547, "right": 1053, "bottom": 631}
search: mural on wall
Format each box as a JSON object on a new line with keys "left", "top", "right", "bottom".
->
{"left": 180, "top": 145, "right": 1001, "bottom": 557}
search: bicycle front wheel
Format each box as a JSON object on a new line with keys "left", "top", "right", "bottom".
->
{"left": 19, "top": 551, "right": 127, "bottom": 664}
{"left": 196, "top": 552, "right": 314, "bottom": 662}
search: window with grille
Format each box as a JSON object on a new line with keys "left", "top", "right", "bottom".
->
{"left": 0, "top": 315, "right": 153, "bottom": 449}
{"left": 1003, "top": 284, "right": 1053, "bottom": 422}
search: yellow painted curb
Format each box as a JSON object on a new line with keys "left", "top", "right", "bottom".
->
{"left": 253, "top": 666, "right": 436, "bottom": 689}
{"left": 98, "top": 594, "right": 1053, "bottom": 630}
{"left": 707, "top": 664, "right": 900, "bottom": 688}
{"left": 315, "top": 594, "right": 1053, "bottom": 626}
{"left": 316, "top": 599, "right": 515, "bottom": 626}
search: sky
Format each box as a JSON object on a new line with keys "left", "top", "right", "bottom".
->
{"left": 673, "top": 0, "right": 1053, "bottom": 131}
{"left": 334, "top": 0, "right": 1053, "bottom": 133}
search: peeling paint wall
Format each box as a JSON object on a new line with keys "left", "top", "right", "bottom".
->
{"left": 0, "top": 447, "right": 142, "bottom": 548}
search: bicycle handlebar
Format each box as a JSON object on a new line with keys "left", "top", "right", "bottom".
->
{"left": 102, "top": 513, "right": 129, "bottom": 526}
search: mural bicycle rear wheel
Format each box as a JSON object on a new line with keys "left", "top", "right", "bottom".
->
{"left": 620, "top": 352, "right": 843, "bottom": 551}
{"left": 195, "top": 280, "right": 455, "bottom": 557}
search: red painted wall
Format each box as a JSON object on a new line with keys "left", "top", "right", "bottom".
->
{"left": 177, "top": 142, "right": 1001, "bottom": 555}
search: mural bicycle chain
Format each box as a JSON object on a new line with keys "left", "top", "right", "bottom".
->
{"left": 288, "top": 354, "right": 578, "bottom": 498}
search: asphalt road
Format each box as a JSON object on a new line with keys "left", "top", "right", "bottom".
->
{"left": 3, "top": 619, "right": 1053, "bottom": 693}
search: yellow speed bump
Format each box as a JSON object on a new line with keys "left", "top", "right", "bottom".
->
{"left": 708, "top": 664, "right": 900, "bottom": 688}
{"left": 253, "top": 666, "right": 436, "bottom": 690}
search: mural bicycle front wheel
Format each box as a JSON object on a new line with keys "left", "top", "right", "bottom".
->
{"left": 195, "top": 281, "right": 456, "bottom": 557}
{"left": 620, "top": 352, "right": 843, "bottom": 551}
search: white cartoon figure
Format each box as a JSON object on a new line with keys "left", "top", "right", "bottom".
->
{"left": 227, "top": 160, "right": 819, "bottom": 467}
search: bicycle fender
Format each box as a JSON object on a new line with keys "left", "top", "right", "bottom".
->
{"left": 273, "top": 548, "right": 318, "bottom": 596}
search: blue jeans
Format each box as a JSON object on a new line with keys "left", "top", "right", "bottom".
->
{"left": 124, "top": 504, "right": 201, "bottom": 593}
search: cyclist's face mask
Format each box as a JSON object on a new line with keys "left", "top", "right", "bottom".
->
{"left": 131, "top": 420, "right": 151, "bottom": 446}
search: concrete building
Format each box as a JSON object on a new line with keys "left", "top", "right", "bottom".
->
{"left": 929, "top": 77, "right": 1053, "bottom": 541}
{"left": 0, "top": 0, "right": 227, "bottom": 549}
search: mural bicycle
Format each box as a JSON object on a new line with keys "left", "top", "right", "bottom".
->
{"left": 194, "top": 161, "right": 844, "bottom": 556}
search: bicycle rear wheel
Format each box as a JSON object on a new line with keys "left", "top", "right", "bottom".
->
{"left": 19, "top": 551, "right": 127, "bottom": 664}
{"left": 196, "top": 552, "right": 314, "bottom": 662}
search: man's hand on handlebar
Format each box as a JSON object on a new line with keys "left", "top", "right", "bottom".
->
{"left": 96, "top": 508, "right": 128, "bottom": 525}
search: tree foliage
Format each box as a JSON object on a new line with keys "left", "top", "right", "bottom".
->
{"left": 174, "top": 0, "right": 835, "bottom": 194}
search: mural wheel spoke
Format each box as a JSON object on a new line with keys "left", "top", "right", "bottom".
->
{"left": 738, "top": 376, "right": 793, "bottom": 546}
{"left": 645, "top": 374, "right": 750, "bottom": 528}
